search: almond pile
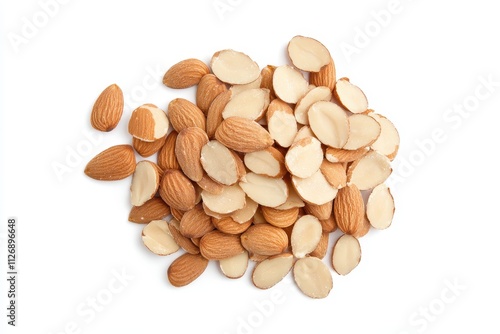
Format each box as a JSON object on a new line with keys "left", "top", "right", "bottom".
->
{"left": 85, "top": 35, "right": 399, "bottom": 299}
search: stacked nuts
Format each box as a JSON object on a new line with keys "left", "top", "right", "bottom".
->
{"left": 84, "top": 35, "right": 399, "bottom": 299}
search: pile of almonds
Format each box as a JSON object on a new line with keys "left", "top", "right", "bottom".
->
{"left": 85, "top": 35, "right": 399, "bottom": 299}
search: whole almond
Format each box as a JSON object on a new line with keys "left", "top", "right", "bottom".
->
{"left": 215, "top": 117, "right": 273, "bottom": 153}
{"left": 84, "top": 145, "right": 136, "bottom": 180}
{"left": 128, "top": 197, "right": 171, "bottom": 224}
{"left": 333, "top": 184, "right": 364, "bottom": 235}
{"left": 167, "top": 98, "right": 206, "bottom": 133}
{"left": 159, "top": 169, "right": 197, "bottom": 211}
{"left": 180, "top": 205, "right": 214, "bottom": 238}
{"left": 157, "top": 131, "right": 180, "bottom": 171}
{"left": 206, "top": 90, "right": 232, "bottom": 139}
{"left": 167, "top": 253, "right": 209, "bottom": 287}
{"left": 163, "top": 58, "right": 210, "bottom": 89}
{"left": 200, "top": 230, "right": 245, "bottom": 260}
{"left": 196, "top": 74, "right": 228, "bottom": 113}
{"left": 240, "top": 224, "right": 288, "bottom": 256}
{"left": 90, "top": 84, "right": 124, "bottom": 132}
{"left": 175, "top": 127, "right": 209, "bottom": 182}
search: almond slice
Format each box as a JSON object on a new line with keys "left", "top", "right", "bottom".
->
{"left": 196, "top": 74, "right": 228, "bottom": 113}
{"left": 215, "top": 117, "right": 273, "bottom": 153}
{"left": 201, "top": 184, "right": 246, "bottom": 214}
{"left": 309, "top": 58, "right": 336, "bottom": 91}
{"left": 222, "top": 88, "right": 270, "bottom": 121}
{"left": 260, "top": 65, "right": 277, "bottom": 99}
{"left": 212, "top": 216, "right": 252, "bottom": 234}
{"left": 266, "top": 98, "right": 298, "bottom": 148}
{"left": 219, "top": 251, "right": 249, "bottom": 279}
{"left": 285, "top": 137, "right": 323, "bottom": 178}
{"left": 293, "top": 125, "right": 316, "bottom": 143}
{"left": 159, "top": 169, "right": 197, "bottom": 211}
{"left": 175, "top": 127, "right": 209, "bottom": 182}
{"left": 239, "top": 173, "right": 288, "bottom": 207}
{"left": 343, "top": 114, "right": 381, "bottom": 150}
{"left": 273, "top": 65, "right": 309, "bottom": 104}
{"left": 252, "top": 253, "right": 294, "bottom": 289}
{"left": 167, "top": 253, "right": 208, "bottom": 287}
{"left": 331, "top": 234, "right": 361, "bottom": 275}
{"left": 230, "top": 197, "right": 259, "bottom": 223}
{"left": 128, "top": 104, "right": 169, "bottom": 142}
{"left": 334, "top": 77, "right": 368, "bottom": 114}
{"left": 369, "top": 112, "right": 400, "bottom": 160}
{"left": 334, "top": 184, "right": 364, "bottom": 235}
{"left": 210, "top": 49, "right": 260, "bottom": 85}
{"left": 291, "top": 215, "right": 322, "bottom": 258}
{"left": 308, "top": 101, "right": 349, "bottom": 148}
{"left": 293, "top": 257, "right": 333, "bottom": 299}
{"left": 294, "top": 86, "right": 332, "bottom": 125}
{"left": 167, "top": 98, "right": 206, "bottom": 133}
{"left": 274, "top": 178, "right": 305, "bottom": 210}
{"left": 244, "top": 147, "right": 286, "bottom": 178}
{"left": 179, "top": 205, "right": 215, "bottom": 238}
{"left": 142, "top": 220, "right": 179, "bottom": 255}
{"left": 366, "top": 183, "right": 394, "bottom": 230}
{"left": 230, "top": 75, "right": 263, "bottom": 95}
{"left": 347, "top": 150, "right": 392, "bottom": 190}
{"left": 320, "top": 160, "right": 347, "bottom": 189}
{"left": 163, "top": 58, "right": 210, "bottom": 89}
{"left": 200, "top": 230, "right": 245, "bottom": 260}
{"left": 291, "top": 170, "right": 338, "bottom": 205}
{"left": 240, "top": 224, "right": 288, "bottom": 256}
{"left": 287, "top": 36, "right": 331, "bottom": 72}
{"left": 325, "top": 146, "right": 369, "bottom": 163}
{"left": 200, "top": 140, "right": 241, "bottom": 185}
{"left": 130, "top": 161, "right": 161, "bottom": 206}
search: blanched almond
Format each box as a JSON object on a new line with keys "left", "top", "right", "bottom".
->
{"left": 230, "top": 197, "right": 259, "bottom": 223}
{"left": 291, "top": 215, "right": 322, "bottom": 258}
{"left": 347, "top": 150, "right": 392, "bottom": 190}
{"left": 252, "top": 253, "right": 294, "bottom": 289}
{"left": 128, "top": 104, "right": 169, "bottom": 142}
{"left": 239, "top": 173, "right": 288, "bottom": 207}
{"left": 201, "top": 184, "right": 246, "bottom": 214}
{"left": 200, "top": 140, "right": 241, "bottom": 185}
{"left": 308, "top": 101, "right": 349, "bottom": 148}
{"left": 244, "top": 147, "right": 286, "bottom": 178}
{"left": 287, "top": 36, "right": 331, "bottom": 72}
{"left": 222, "top": 88, "right": 270, "bottom": 121}
{"left": 366, "top": 183, "right": 394, "bottom": 230}
{"left": 292, "top": 170, "right": 338, "bottom": 205}
{"left": 142, "top": 219, "right": 179, "bottom": 255}
{"left": 334, "top": 77, "right": 368, "bottom": 114}
{"left": 219, "top": 251, "right": 249, "bottom": 279}
{"left": 273, "top": 65, "right": 309, "bottom": 104}
{"left": 130, "top": 161, "right": 161, "bottom": 206}
{"left": 293, "top": 257, "right": 333, "bottom": 299}
{"left": 285, "top": 137, "right": 323, "bottom": 178}
{"left": 331, "top": 234, "right": 361, "bottom": 275}
{"left": 369, "top": 112, "right": 400, "bottom": 160}
{"left": 210, "top": 49, "right": 260, "bottom": 85}
{"left": 266, "top": 99, "right": 298, "bottom": 148}
{"left": 343, "top": 113, "right": 381, "bottom": 150}
{"left": 294, "top": 86, "right": 332, "bottom": 125}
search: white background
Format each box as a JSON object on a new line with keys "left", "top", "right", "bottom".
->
{"left": 1, "top": 0, "right": 499, "bottom": 333}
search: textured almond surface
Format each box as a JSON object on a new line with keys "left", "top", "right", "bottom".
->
{"left": 273, "top": 65, "right": 309, "bottom": 104}
{"left": 308, "top": 101, "right": 349, "bottom": 148}
{"left": 219, "top": 251, "right": 249, "bottom": 279}
{"left": 320, "top": 160, "right": 347, "bottom": 189}
{"left": 142, "top": 220, "right": 179, "bottom": 255}
{"left": 167, "top": 219, "right": 200, "bottom": 254}
{"left": 291, "top": 215, "right": 322, "bottom": 258}
{"left": 347, "top": 150, "right": 392, "bottom": 190}
{"left": 294, "top": 86, "right": 332, "bottom": 125}
{"left": 309, "top": 59, "right": 336, "bottom": 91}
{"left": 212, "top": 216, "right": 252, "bottom": 235}
{"left": 334, "top": 184, "right": 364, "bottom": 235}
{"left": 293, "top": 257, "right": 333, "bottom": 299}
{"left": 157, "top": 131, "right": 180, "bottom": 170}
{"left": 133, "top": 136, "right": 166, "bottom": 157}
{"left": 285, "top": 137, "right": 323, "bottom": 178}
{"left": 175, "top": 127, "right": 209, "bottom": 182}
{"left": 211, "top": 49, "right": 260, "bottom": 85}
{"left": 240, "top": 224, "right": 288, "bottom": 256}
{"left": 239, "top": 173, "right": 288, "bottom": 207}
{"left": 366, "top": 183, "right": 394, "bottom": 229}
{"left": 325, "top": 146, "right": 369, "bottom": 163}
{"left": 85, "top": 145, "right": 136, "bottom": 181}
{"left": 261, "top": 206, "right": 299, "bottom": 228}
{"left": 159, "top": 169, "right": 197, "bottom": 211}
{"left": 167, "top": 253, "right": 208, "bottom": 287}
{"left": 90, "top": 84, "right": 123, "bottom": 132}
{"left": 334, "top": 78, "right": 368, "bottom": 114}
{"left": 206, "top": 90, "right": 232, "bottom": 138}
{"left": 130, "top": 161, "right": 160, "bottom": 206}
{"left": 201, "top": 184, "right": 246, "bottom": 214}
{"left": 215, "top": 117, "right": 273, "bottom": 153}
{"left": 252, "top": 253, "right": 294, "bottom": 289}
{"left": 163, "top": 58, "right": 210, "bottom": 89}
{"left": 196, "top": 74, "right": 228, "bottom": 113}
{"left": 179, "top": 205, "right": 214, "bottom": 238}
{"left": 128, "top": 197, "right": 171, "bottom": 224}
{"left": 288, "top": 36, "right": 331, "bottom": 72}
{"left": 332, "top": 234, "right": 361, "bottom": 275}
{"left": 128, "top": 104, "right": 169, "bottom": 142}
{"left": 167, "top": 98, "right": 206, "bottom": 133}
{"left": 200, "top": 230, "right": 245, "bottom": 260}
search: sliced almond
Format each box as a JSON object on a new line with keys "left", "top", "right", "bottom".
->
{"left": 197, "top": 173, "right": 224, "bottom": 195}
{"left": 130, "top": 161, "right": 161, "bottom": 206}
{"left": 133, "top": 136, "right": 167, "bottom": 157}
{"left": 252, "top": 207, "right": 267, "bottom": 225}
{"left": 215, "top": 117, "right": 273, "bottom": 153}
{"left": 293, "top": 125, "right": 316, "bottom": 143}
{"left": 200, "top": 230, "right": 245, "bottom": 260}
{"left": 201, "top": 184, "right": 246, "bottom": 214}
{"left": 175, "top": 127, "right": 208, "bottom": 182}
{"left": 163, "top": 58, "right": 210, "bottom": 89}
{"left": 334, "top": 184, "right": 364, "bottom": 235}
{"left": 261, "top": 206, "right": 299, "bottom": 228}
{"left": 309, "top": 231, "right": 329, "bottom": 259}
{"left": 252, "top": 253, "right": 294, "bottom": 289}
{"left": 366, "top": 183, "right": 394, "bottom": 230}
{"left": 309, "top": 58, "right": 336, "bottom": 91}
{"left": 334, "top": 77, "right": 368, "bottom": 114}
{"left": 157, "top": 131, "right": 180, "bottom": 170}
{"left": 274, "top": 180, "right": 305, "bottom": 210}
{"left": 244, "top": 147, "right": 286, "bottom": 178}
{"left": 222, "top": 88, "right": 270, "bottom": 121}
{"left": 291, "top": 215, "right": 322, "bottom": 258}
{"left": 128, "top": 104, "right": 169, "bottom": 142}
{"left": 287, "top": 36, "right": 331, "bottom": 72}
{"left": 320, "top": 160, "right": 347, "bottom": 189}
{"left": 304, "top": 200, "right": 333, "bottom": 220}
{"left": 212, "top": 216, "right": 252, "bottom": 235}
{"left": 200, "top": 140, "right": 241, "bottom": 185}
{"left": 285, "top": 137, "right": 323, "bottom": 178}
{"left": 167, "top": 253, "right": 208, "bottom": 287}
{"left": 325, "top": 146, "right": 369, "bottom": 163}
{"left": 207, "top": 90, "right": 232, "bottom": 139}
{"left": 167, "top": 98, "right": 206, "bottom": 133}
{"left": 167, "top": 218, "right": 199, "bottom": 254}
{"left": 369, "top": 112, "right": 400, "bottom": 160}
{"left": 196, "top": 74, "right": 228, "bottom": 113}
{"left": 294, "top": 86, "right": 332, "bottom": 125}
{"left": 308, "top": 101, "right": 349, "bottom": 148}
{"left": 142, "top": 219, "right": 179, "bottom": 255}
{"left": 128, "top": 197, "right": 171, "bottom": 224}
{"left": 90, "top": 84, "right": 124, "bottom": 132}
{"left": 331, "top": 234, "right": 361, "bottom": 275}
{"left": 239, "top": 173, "right": 288, "bottom": 208}
{"left": 179, "top": 205, "right": 215, "bottom": 238}
{"left": 273, "top": 65, "right": 309, "bottom": 104}
{"left": 343, "top": 114, "right": 381, "bottom": 150}
{"left": 266, "top": 98, "right": 298, "bottom": 148}
{"left": 230, "top": 197, "right": 259, "bottom": 223}
{"left": 293, "top": 257, "right": 333, "bottom": 299}
{"left": 219, "top": 251, "right": 249, "bottom": 279}
{"left": 210, "top": 49, "right": 260, "bottom": 85}
{"left": 260, "top": 65, "right": 277, "bottom": 99}
{"left": 291, "top": 170, "right": 338, "bottom": 205}
{"left": 347, "top": 150, "right": 392, "bottom": 190}
{"left": 159, "top": 169, "right": 196, "bottom": 211}
{"left": 230, "top": 75, "right": 262, "bottom": 95}
{"left": 240, "top": 224, "right": 288, "bottom": 256}
{"left": 84, "top": 145, "right": 136, "bottom": 181}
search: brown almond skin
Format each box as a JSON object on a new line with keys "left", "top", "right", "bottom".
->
{"left": 212, "top": 217, "right": 252, "bottom": 235}
{"left": 159, "top": 169, "right": 196, "bottom": 211}
{"left": 168, "top": 221, "right": 200, "bottom": 254}
{"left": 163, "top": 58, "right": 210, "bottom": 89}
{"left": 261, "top": 206, "right": 298, "bottom": 228}
{"left": 133, "top": 136, "right": 167, "bottom": 157}
{"left": 200, "top": 230, "right": 245, "bottom": 260}
{"left": 167, "top": 253, "right": 209, "bottom": 287}
{"left": 171, "top": 208, "right": 185, "bottom": 222}
{"left": 180, "top": 205, "right": 214, "bottom": 238}
{"left": 128, "top": 197, "right": 171, "bottom": 223}
{"left": 84, "top": 145, "right": 135, "bottom": 180}
{"left": 333, "top": 184, "right": 364, "bottom": 235}
{"left": 260, "top": 65, "right": 277, "bottom": 100}
{"left": 309, "top": 231, "right": 329, "bottom": 259}
{"left": 309, "top": 59, "right": 336, "bottom": 91}
{"left": 206, "top": 90, "right": 232, "bottom": 139}
{"left": 215, "top": 117, "right": 273, "bottom": 153}
{"left": 197, "top": 173, "right": 224, "bottom": 195}
{"left": 175, "top": 127, "right": 209, "bottom": 182}
{"left": 157, "top": 131, "right": 180, "bottom": 171}
{"left": 167, "top": 98, "right": 206, "bottom": 133}
{"left": 304, "top": 201, "right": 333, "bottom": 221}
{"left": 240, "top": 224, "right": 288, "bottom": 256}
{"left": 196, "top": 74, "right": 228, "bottom": 113}
{"left": 91, "top": 84, "right": 124, "bottom": 132}
{"left": 320, "top": 214, "right": 338, "bottom": 233}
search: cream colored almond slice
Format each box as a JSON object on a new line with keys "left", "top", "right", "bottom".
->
{"left": 272, "top": 65, "right": 309, "bottom": 104}
{"left": 211, "top": 49, "right": 260, "bottom": 85}
{"left": 252, "top": 207, "right": 267, "bottom": 224}
{"left": 293, "top": 257, "right": 333, "bottom": 299}
{"left": 197, "top": 173, "right": 224, "bottom": 195}
{"left": 308, "top": 101, "right": 349, "bottom": 148}
{"left": 294, "top": 86, "right": 332, "bottom": 125}
{"left": 334, "top": 78, "right": 368, "bottom": 114}
{"left": 130, "top": 161, "right": 160, "bottom": 206}
{"left": 347, "top": 150, "right": 392, "bottom": 190}
{"left": 287, "top": 36, "right": 331, "bottom": 72}
{"left": 320, "top": 160, "right": 347, "bottom": 189}
{"left": 369, "top": 112, "right": 400, "bottom": 160}
{"left": 201, "top": 184, "right": 246, "bottom": 214}
{"left": 293, "top": 125, "right": 316, "bottom": 143}
{"left": 128, "top": 104, "right": 169, "bottom": 142}
{"left": 343, "top": 114, "right": 381, "bottom": 150}
{"left": 244, "top": 147, "right": 286, "bottom": 178}
{"left": 200, "top": 140, "right": 240, "bottom": 186}
{"left": 239, "top": 173, "right": 288, "bottom": 208}
{"left": 142, "top": 220, "right": 179, "bottom": 255}
{"left": 291, "top": 215, "right": 323, "bottom": 258}
{"left": 366, "top": 183, "right": 394, "bottom": 229}
{"left": 325, "top": 146, "right": 369, "bottom": 163}
{"left": 332, "top": 234, "right": 361, "bottom": 275}
{"left": 292, "top": 170, "right": 338, "bottom": 205}
{"left": 219, "top": 251, "right": 249, "bottom": 279}
{"left": 230, "top": 197, "right": 259, "bottom": 223}
{"left": 222, "top": 88, "right": 270, "bottom": 121}
{"left": 274, "top": 177, "right": 305, "bottom": 210}
{"left": 252, "top": 253, "right": 294, "bottom": 289}
{"left": 266, "top": 99, "right": 298, "bottom": 148}
{"left": 285, "top": 137, "right": 323, "bottom": 178}
{"left": 230, "top": 75, "right": 262, "bottom": 95}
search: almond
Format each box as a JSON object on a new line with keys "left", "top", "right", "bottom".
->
{"left": 230, "top": 197, "right": 259, "bottom": 223}
{"left": 179, "top": 205, "right": 215, "bottom": 238}
{"left": 285, "top": 137, "right": 323, "bottom": 178}
{"left": 175, "top": 127, "right": 209, "bottom": 182}
{"left": 366, "top": 183, "right": 394, "bottom": 230}
{"left": 128, "top": 197, "right": 171, "bottom": 224}
{"left": 266, "top": 98, "right": 297, "bottom": 148}
{"left": 170, "top": 207, "right": 185, "bottom": 222}
{"left": 333, "top": 184, "right": 364, "bottom": 235}
{"left": 196, "top": 74, "right": 228, "bottom": 113}
{"left": 346, "top": 150, "right": 392, "bottom": 190}
{"left": 222, "top": 88, "right": 270, "bottom": 121}
{"left": 244, "top": 147, "right": 286, "bottom": 178}
{"left": 230, "top": 75, "right": 262, "bottom": 95}
{"left": 197, "top": 173, "right": 224, "bottom": 195}
{"left": 159, "top": 169, "right": 197, "bottom": 211}
{"left": 308, "top": 101, "right": 349, "bottom": 148}
{"left": 293, "top": 125, "right": 316, "bottom": 144}
{"left": 239, "top": 173, "right": 288, "bottom": 208}
{"left": 334, "top": 77, "right": 368, "bottom": 114}
{"left": 206, "top": 90, "right": 232, "bottom": 139}
{"left": 325, "top": 146, "right": 369, "bottom": 163}
{"left": 294, "top": 86, "right": 332, "bottom": 125}
{"left": 320, "top": 214, "right": 337, "bottom": 233}
{"left": 261, "top": 206, "right": 298, "bottom": 228}
{"left": 142, "top": 219, "right": 179, "bottom": 255}
{"left": 291, "top": 170, "right": 338, "bottom": 205}
{"left": 219, "top": 251, "right": 249, "bottom": 279}
{"left": 84, "top": 145, "right": 136, "bottom": 180}
{"left": 287, "top": 36, "right": 331, "bottom": 72}
{"left": 309, "top": 231, "right": 329, "bottom": 259}
{"left": 369, "top": 112, "right": 400, "bottom": 160}
{"left": 157, "top": 131, "right": 180, "bottom": 171}
{"left": 167, "top": 218, "right": 200, "bottom": 254}
{"left": 331, "top": 234, "right": 361, "bottom": 275}
{"left": 304, "top": 200, "right": 333, "bottom": 220}
{"left": 163, "top": 58, "right": 210, "bottom": 89}
{"left": 130, "top": 161, "right": 161, "bottom": 206}
{"left": 201, "top": 184, "right": 246, "bottom": 214}
{"left": 128, "top": 104, "right": 169, "bottom": 142}
{"left": 200, "top": 230, "right": 245, "bottom": 260}
{"left": 240, "top": 224, "right": 288, "bottom": 256}
{"left": 200, "top": 140, "right": 243, "bottom": 185}
{"left": 167, "top": 98, "right": 206, "bottom": 133}
{"left": 291, "top": 215, "right": 322, "bottom": 258}
{"left": 293, "top": 257, "right": 332, "bottom": 299}
{"left": 273, "top": 65, "right": 309, "bottom": 104}
{"left": 320, "top": 160, "right": 347, "bottom": 189}
{"left": 343, "top": 113, "right": 381, "bottom": 150}
{"left": 252, "top": 253, "right": 294, "bottom": 289}
{"left": 260, "top": 65, "right": 277, "bottom": 100}
{"left": 353, "top": 216, "right": 371, "bottom": 238}
{"left": 132, "top": 135, "right": 167, "bottom": 157}
{"left": 212, "top": 216, "right": 252, "bottom": 235}
{"left": 210, "top": 49, "right": 260, "bottom": 85}
{"left": 90, "top": 84, "right": 124, "bottom": 132}
{"left": 309, "top": 58, "right": 336, "bottom": 91}
{"left": 167, "top": 253, "right": 209, "bottom": 287}
{"left": 215, "top": 117, "right": 273, "bottom": 153}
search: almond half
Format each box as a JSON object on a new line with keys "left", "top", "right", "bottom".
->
{"left": 222, "top": 88, "right": 270, "bottom": 121}
{"left": 291, "top": 170, "right": 338, "bottom": 205}
{"left": 334, "top": 77, "right": 368, "bottom": 114}
{"left": 128, "top": 104, "right": 169, "bottom": 142}
{"left": 273, "top": 65, "right": 309, "bottom": 104}
{"left": 287, "top": 35, "right": 331, "bottom": 72}
{"left": 210, "top": 49, "right": 260, "bottom": 85}
{"left": 252, "top": 253, "right": 294, "bottom": 289}
{"left": 142, "top": 219, "right": 179, "bottom": 255}
{"left": 293, "top": 257, "right": 333, "bottom": 299}
{"left": 331, "top": 234, "right": 361, "bottom": 275}
{"left": 343, "top": 114, "right": 381, "bottom": 150}
{"left": 219, "top": 251, "right": 249, "bottom": 279}
{"left": 291, "top": 215, "right": 323, "bottom": 258}
{"left": 308, "top": 101, "right": 349, "bottom": 148}
{"left": 285, "top": 137, "right": 323, "bottom": 178}
{"left": 130, "top": 161, "right": 161, "bottom": 206}
{"left": 239, "top": 173, "right": 288, "bottom": 208}
{"left": 244, "top": 147, "right": 286, "bottom": 178}
{"left": 294, "top": 86, "right": 332, "bottom": 125}
{"left": 347, "top": 150, "right": 392, "bottom": 190}
{"left": 266, "top": 98, "right": 298, "bottom": 148}
{"left": 200, "top": 140, "right": 243, "bottom": 185}
{"left": 366, "top": 183, "right": 395, "bottom": 230}
{"left": 201, "top": 184, "right": 246, "bottom": 214}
